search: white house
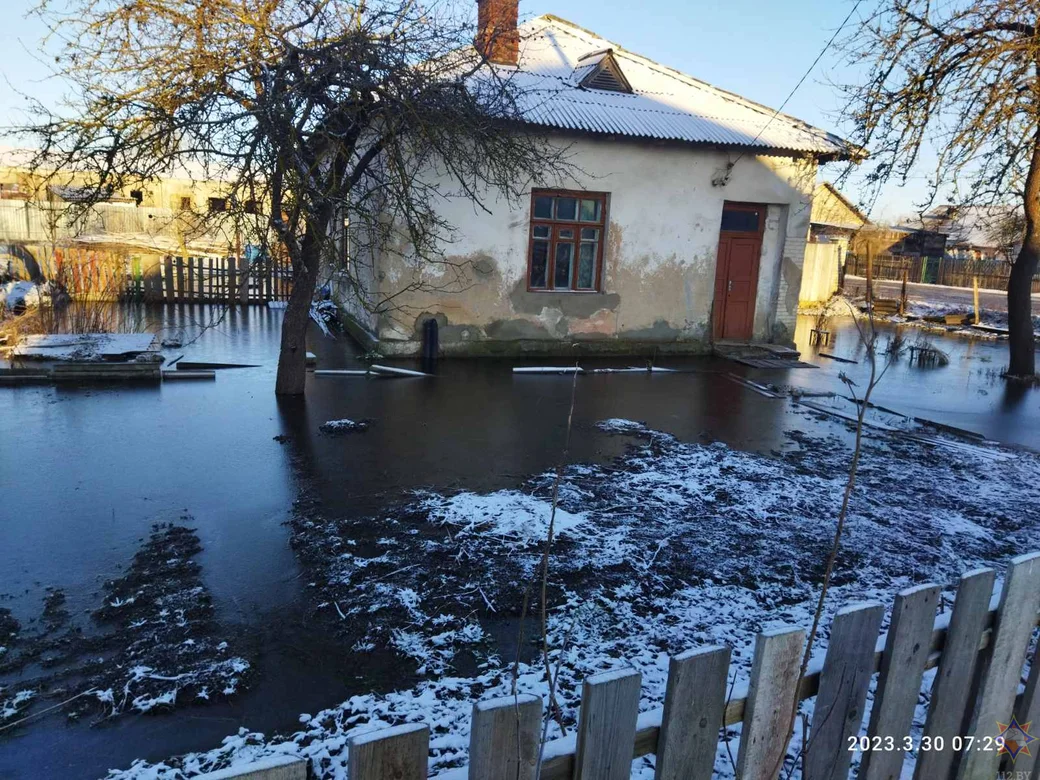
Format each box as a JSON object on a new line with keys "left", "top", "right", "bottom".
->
{"left": 341, "top": 1, "right": 855, "bottom": 357}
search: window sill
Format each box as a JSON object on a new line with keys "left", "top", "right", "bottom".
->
{"left": 526, "top": 288, "right": 603, "bottom": 294}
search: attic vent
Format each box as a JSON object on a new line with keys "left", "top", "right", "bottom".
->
{"left": 574, "top": 49, "right": 632, "bottom": 93}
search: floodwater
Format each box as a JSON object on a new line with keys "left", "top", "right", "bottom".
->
{"left": 1, "top": 305, "right": 1038, "bottom": 779}
{"left": 790, "top": 316, "right": 1040, "bottom": 449}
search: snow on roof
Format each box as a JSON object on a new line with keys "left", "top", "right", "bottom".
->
{"left": 490, "top": 16, "right": 855, "bottom": 159}
{"left": 916, "top": 204, "right": 1017, "bottom": 249}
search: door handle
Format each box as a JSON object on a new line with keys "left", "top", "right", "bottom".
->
{"left": 728, "top": 280, "right": 733, "bottom": 294}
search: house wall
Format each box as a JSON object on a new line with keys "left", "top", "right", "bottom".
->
{"left": 352, "top": 135, "right": 816, "bottom": 356}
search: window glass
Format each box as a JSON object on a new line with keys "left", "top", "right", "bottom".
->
{"left": 720, "top": 207, "right": 760, "bottom": 233}
{"left": 530, "top": 241, "right": 549, "bottom": 287}
{"left": 579, "top": 199, "right": 601, "bottom": 222}
{"left": 533, "top": 196, "right": 553, "bottom": 219}
{"left": 528, "top": 191, "right": 606, "bottom": 291}
{"left": 554, "top": 243, "right": 574, "bottom": 287}
{"left": 555, "top": 198, "right": 577, "bottom": 220}
{"left": 577, "top": 243, "right": 596, "bottom": 289}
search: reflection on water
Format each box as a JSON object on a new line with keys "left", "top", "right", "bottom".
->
{"left": 2, "top": 303, "right": 1037, "bottom": 778}
{"left": 791, "top": 314, "right": 1040, "bottom": 449}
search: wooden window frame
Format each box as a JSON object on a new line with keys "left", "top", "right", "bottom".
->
{"left": 527, "top": 189, "right": 609, "bottom": 292}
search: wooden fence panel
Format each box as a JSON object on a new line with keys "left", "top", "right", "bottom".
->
{"left": 804, "top": 602, "right": 885, "bottom": 780}
{"left": 155, "top": 254, "right": 289, "bottom": 304}
{"left": 467, "top": 694, "right": 541, "bottom": 780}
{"left": 348, "top": 723, "right": 428, "bottom": 780}
{"left": 736, "top": 626, "right": 805, "bottom": 780}
{"left": 861, "top": 584, "right": 941, "bottom": 780}
{"left": 573, "top": 668, "right": 642, "bottom": 780}
{"left": 1011, "top": 641, "right": 1040, "bottom": 776}
{"left": 654, "top": 645, "right": 730, "bottom": 780}
{"left": 958, "top": 552, "right": 1040, "bottom": 780}
{"left": 153, "top": 553, "right": 1040, "bottom": 780}
{"left": 913, "top": 568, "right": 996, "bottom": 780}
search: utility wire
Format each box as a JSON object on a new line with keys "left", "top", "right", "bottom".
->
{"left": 729, "top": 0, "right": 866, "bottom": 170}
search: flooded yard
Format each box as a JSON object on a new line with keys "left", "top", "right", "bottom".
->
{"left": 2, "top": 305, "right": 1039, "bottom": 778}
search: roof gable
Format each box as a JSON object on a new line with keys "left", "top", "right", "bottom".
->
{"left": 485, "top": 15, "right": 855, "bottom": 159}
{"left": 812, "top": 183, "right": 868, "bottom": 228}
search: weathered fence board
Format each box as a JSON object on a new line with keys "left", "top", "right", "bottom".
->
{"left": 805, "top": 602, "right": 885, "bottom": 780}
{"left": 654, "top": 645, "right": 730, "bottom": 780}
{"left": 861, "top": 584, "right": 941, "bottom": 780}
{"left": 189, "top": 552, "right": 1040, "bottom": 780}
{"left": 155, "top": 254, "right": 292, "bottom": 304}
{"left": 736, "top": 626, "right": 805, "bottom": 780}
{"left": 196, "top": 756, "right": 307, "bottom": 780}
{"left": 573, "top": 668, "right": 642, "bottom": 780}
{"left": 1011, "top": 640, "right": 1040, "bottom": 776}
{"left": 959, "top": 552, "right": 1040, "bottom": 780}
{"left": 348, "top": 723, "right": 429, "bottom": 780}
{"left": 913, "top": 568, "right": 996, "bottom": 780}
{"left": 467, "top": 694, "right": 541, "bottom": 780}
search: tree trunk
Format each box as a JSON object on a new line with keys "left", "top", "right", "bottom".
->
{"left": 274, "top": 232, "right": 321, "bottom": 396}
{"left": 1008, "top": 129, "right": 1040, "bottom": 378}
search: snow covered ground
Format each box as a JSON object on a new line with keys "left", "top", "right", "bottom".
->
{"left": 106, "top": 416, "right": 1040, "bottom": 780}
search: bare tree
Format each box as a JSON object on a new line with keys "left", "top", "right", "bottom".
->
{"left": 987, "top": 210, "right": 1026, "bottom": 264}
{"left": 840, "top": 0, "right": 1040, "bottom": 378}
{"left": 18, "top": 0, "right": 570, "bottom": 394}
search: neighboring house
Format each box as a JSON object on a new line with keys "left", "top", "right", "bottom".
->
{"left": 809, "top": 182, "right": 868, "bottom": 256}
{"left": 913, "top": 205, "right": 1020, "bottom": 262}
{"left": 341, "top": 1, "right": 856, "bottom": 356}
{"left": 0, "top": 148, "right": 248, "bottom": 282}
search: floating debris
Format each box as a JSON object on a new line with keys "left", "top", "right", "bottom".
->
{"left": 320, "top": 419, "right": 370, "bottom": 434}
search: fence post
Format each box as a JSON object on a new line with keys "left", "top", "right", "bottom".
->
{"left": 1012, "top": 640, "right": 1040, "bottom": 776}
{"left": 164, "top": 255, "right": 175, "bottom": 302}
{"left": 736, "top": 626, "right": 805, "bottom": 780}
{"left": 804, "top": 602, "right": 885, "bottom": 780}
{"left": 861, "top": 584, "right": 940, "bottom": 780}
{"left": 913, "top": 568, "right": 996, "bottom": 780}
{"left": 187, "top": 257, "right": 195, "bottom": 301}
{"left": 348, "top": 723, "right": 429, "bottom": 780}
{"left": 899, "top": 268, "right": 908, "bottom": 316}
{"left": 227, "top": 257, "right": 237, "bottom": 307}
{"left": 958, "top": 552, "right": 1040, "bottom": 780}
{"left": 240, "top": 257, "right": 250, "bottom": 305}
{"left": 973, "top": 276, "right": 980, "bottom": 325}
{"left": 865, "top": 246, "right": 874, "bottom": 306}
{"left": 467, "top": 694, "right": 541, "bottom": 780}
{"left": 175, "top": 256, "right": 185, "bottom": 303}
{"left": 655, "top": 645, "right": 730, "bottom": 780}
{"left": 573, "top": 668, "right": 642, "bottom": 780}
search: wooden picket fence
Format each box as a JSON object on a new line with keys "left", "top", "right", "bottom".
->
{"left": 155, "top": 255, "right": 293, "bottom": 305}
{"left": 846, "top": 252, "right": 1040, "bottom": 294}
{"left": 203, "top": 551, "right": 1040, "bottom": 780}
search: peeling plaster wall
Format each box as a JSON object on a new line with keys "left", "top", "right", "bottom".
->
{"left": 349, "top": 135, "right": 816, "bottom": 356}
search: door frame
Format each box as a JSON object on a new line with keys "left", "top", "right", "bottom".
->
{"left": 712, "top": 201, "right": 767, "bottom": 342}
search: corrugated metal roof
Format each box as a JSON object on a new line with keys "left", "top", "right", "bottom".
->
{"left": 488, "top": 16, "right": 854, "bottom": 159}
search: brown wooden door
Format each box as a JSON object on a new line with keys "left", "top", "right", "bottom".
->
{"left": 713, "top": 204, "right": 765, "bottom": 341}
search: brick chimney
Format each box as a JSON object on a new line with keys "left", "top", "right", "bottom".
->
{"left": 476, "top": 0, "right": 519, "bottom": 66}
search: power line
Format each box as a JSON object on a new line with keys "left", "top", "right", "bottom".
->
{"left": 730, "top": 0, "right": 865, "bottom": 169}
